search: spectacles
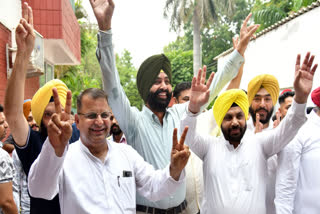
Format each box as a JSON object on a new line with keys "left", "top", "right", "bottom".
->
{"left": 78, "top": 112, "right": 111, "bottom": 120}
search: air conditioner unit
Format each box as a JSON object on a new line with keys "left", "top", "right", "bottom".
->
{"left": 7, "top": 30, "right": 44, "bottom": 79}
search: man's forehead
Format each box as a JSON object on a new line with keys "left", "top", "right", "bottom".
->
{"left": 255, "top": 88, "right": 271, "bottom": 97}
{"left": 226, "top": 106, "right": 244, "bottom": 114}
{"left": 157, "top": 72, "right": 169, "bottom": 79}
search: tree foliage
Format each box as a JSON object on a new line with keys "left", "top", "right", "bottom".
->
{"left": 252, "top": 0, "right": 317, "bottom": 32}
{"left": 115, "top": 50, "right": 143, "bottom": 110}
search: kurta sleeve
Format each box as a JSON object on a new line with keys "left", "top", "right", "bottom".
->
{"left": 128, "top": 146, "right": 185, "bottom": 202}
{"left": 257, "top": 100, "right": 307, "bottom": 158}
{"left": 96, "top": 30, "right": 140, "bottom": 147}
{"left": 28, "top": 138, "right": 67, "bottom": 200}
{"left": 205, "top": 50, "right": 244, "bottom": 110}
{"left": 180, "top": 110, "right": 214, "bottom": 160}
{"left": 275, "top": 136, "right": 302, "bottom": 214}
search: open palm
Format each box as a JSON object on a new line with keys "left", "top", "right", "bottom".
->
{"left": 294, "top": 52, "right": 318, "bottom": 103}
{"left": 189, "top": 66, "right": 215, "bottom": 113}
{"left": 89, "top": 0, "right": 114, "bottom": 31}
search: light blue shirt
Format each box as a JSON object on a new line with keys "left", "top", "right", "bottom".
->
{"left": 96, "top": 30, "right": 244, "bottom": 209}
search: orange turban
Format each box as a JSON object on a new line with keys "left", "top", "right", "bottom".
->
{"left": 23, "top": 99, "right": 32, "bottom": 119}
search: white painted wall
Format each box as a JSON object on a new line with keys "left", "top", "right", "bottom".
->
{"left": 0, "top": 0, "right": 21, "bottom": 30}
{"left": 0, "top": 0, "right": 21, "bottom": 47}
{"left": 218, "top": 6, "right": 320, "bottom": 106}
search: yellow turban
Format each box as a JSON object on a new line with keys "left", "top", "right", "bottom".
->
{"left": 23, "top": 99, "right": 31, "bottom": 120}
{"left": 31, "top": 79, "right": 68, "bottom": 126}
{"left": 213, "top": 89, "right": 249, "bottom": 127}
{"left": 247, "top": 74, "right": 279, "bottom": 105}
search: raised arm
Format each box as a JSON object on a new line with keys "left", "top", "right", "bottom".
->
{"left": 4, "top": 3, "right": 35, "bottom": 147}
{"left": 135, "top": 127, "right": 190, "bottom": 201}
{"left": 90, "top": 0, "right": 139, "bottom": 142}
{"left": 226, "top": 37, "right": 244, "bottom": 90}
{"left": 28, "top": 88, "right": 72, "bottom": 199}
{"left": 180, "top": 68, "right": 216, "bottom": 159}
{"left": 260, "top": 52, "right": 317, "bottom": 157}
{"left": 206, "top": 13, "right": 259, "bottom": 105}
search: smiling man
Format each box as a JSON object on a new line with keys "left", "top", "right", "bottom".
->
{"left": 28, "top": 88, "right": 190, "bottom": 214}
{"left": 89, "top": 0, "right": 258, "bottom": 212}
{"left": 180, "top": 52, "right": 317, "bottom": 214}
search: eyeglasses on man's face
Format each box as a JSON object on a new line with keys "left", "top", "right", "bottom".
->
{"left": 77, "top": 112, "right": 111, "bottom": 120}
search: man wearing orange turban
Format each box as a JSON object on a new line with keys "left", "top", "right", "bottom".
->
{"left": 4, "top": 4, "right": 79, "bottom": 213}
{"left": 23, "top": 99, "right": 39, "bottom": 131}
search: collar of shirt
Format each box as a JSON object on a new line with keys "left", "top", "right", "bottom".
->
{"left": 141, "top": 105, "right": 169, "bottom": 124}
{"left": 79, "top": 139, "right": 110, "bottom": 164}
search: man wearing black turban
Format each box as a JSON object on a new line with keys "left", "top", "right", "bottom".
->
{"left": 92, "top": 0, "right": 256, "bottom": 213}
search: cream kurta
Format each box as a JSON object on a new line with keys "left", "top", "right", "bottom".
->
{"left": 180, "top": 100, "right": 307, "bottom": 214}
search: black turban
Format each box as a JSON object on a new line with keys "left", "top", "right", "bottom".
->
{"left": 137, "top": 54, "right": 172, "bottom": 102}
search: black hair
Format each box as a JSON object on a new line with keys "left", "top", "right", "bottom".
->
{"left": 77, "top": 88, "right": 108, "bottom": 112}
{"left": 173, "top": 82, "right": 191, "bottom": 99}
{"left": 0, "top": 104, "right": 3, "bottom": 112}
{"left": 278, "top": 91, "right": 295, "bottom": 104}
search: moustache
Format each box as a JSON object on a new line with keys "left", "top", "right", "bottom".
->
{"left": 155, "top": 89, "right": 170, "bottom": 96}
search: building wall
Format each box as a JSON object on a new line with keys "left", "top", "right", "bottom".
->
{"left": 0, "top": 23, "right": 11, "bottom": 105}
{"left": 217, "top": 6, "right": 320, "bottom": 105}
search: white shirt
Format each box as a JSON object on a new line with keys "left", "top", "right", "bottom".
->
{"left": 28, "top": 139, "right": 185, "bottom": 214}
{"left": 247, "top": 115, "right": 277, "bottom": 214}
{"left": 275, "top": 110, "right": 320, "bottom": 214}
{"left": 181, "top": 100, "right": 307, "bottom": 214}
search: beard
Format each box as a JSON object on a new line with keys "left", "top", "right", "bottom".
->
{"left": 146, "top": 89, "right": 172, "bottom": 112}
{"left": 221, "top": 123, "right": 247, "bottom": 143}
{"left": 110, "top": 124, "right": 122, "bottom": 136}
{"left": 249, "top": 106, "right": 274, "bottom": 124}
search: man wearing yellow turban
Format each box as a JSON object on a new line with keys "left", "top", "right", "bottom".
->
{"left": 180, "top": 52, "right": 317, "bottom": 214}
{"left": 247, "top": 74, "right": 280, "bottom": 133}
{"left": 246, "top": 75, "right": 280, "bottom": 214}
{"left": 92, "top": 1, "right": 259, "bottom": 213}
{"left": 4, "top": 4, "right": 79, "bottom": 213}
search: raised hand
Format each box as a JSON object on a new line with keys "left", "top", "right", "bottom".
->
{"left": 89, "top": 0, "right": 115, "bottom": 31}
{"left": 188, "top": 66, "right": 215, "bottom": 113}
{"left": 236, "top": 13, "right": 259, "bottom": 56}
{"left": 294, "top": 52, "right": 318, "bottom": 104}
{"left": 16, "top": 2, "right": 35, "bottom": 58}
{"left": 254, "top": 113, "right": 263, "bottom": 133}
{"left": 170, "top": 127, "right": 190, "bottom": 181}
{"left": 47, "top": 88, "right": 73, "bottom": 157}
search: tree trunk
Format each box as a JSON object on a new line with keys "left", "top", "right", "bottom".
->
{"left": 192, "top": 9, "right": 202, "bottom": 76}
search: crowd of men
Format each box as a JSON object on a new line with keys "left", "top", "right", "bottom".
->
{"left": 0, "top": 0, "right": 319, "bottom": 214}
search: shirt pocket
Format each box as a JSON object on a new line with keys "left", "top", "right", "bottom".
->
{"left": 113, "top": 175, "right": 136, "bottom": 210}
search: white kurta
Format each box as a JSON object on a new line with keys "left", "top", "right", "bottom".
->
{"left": 247, "top": 115, "right": 277, "bottom": 214}
{"left": 180, "top": 100, "right": 307, "bottom": 214}
{"left": 275, "top": 110, "right": 320, "bottom": 214}
{"left": 28, "top": 139, "right": 185, "bottom": 214}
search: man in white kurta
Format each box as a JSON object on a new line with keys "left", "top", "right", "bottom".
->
{"left": 28, "top": 88, "right": 190, "bottom": 214}
{"left": 180, "top": 52, "right": 317, "bottom": 214}
{"left": 246, "top": 74, "right": 280, "bottom": 214}
{"left": 275, "top": 87, "right": 320, "bottom": 214}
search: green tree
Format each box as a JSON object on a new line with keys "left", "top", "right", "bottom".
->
{"left": 115, "top": 50, "right": 143, "bottom": 110}
{"left": 58, "top": 22, "right": 102, "bottom": 109}
{"left": 252, "top": 0, "right": 317, "bottom": 32}
{"left": 164, "top": 0, "right": 236, "bottom": 76}
{"left": 164, "top": 49, "right": 194, "bottom": 88}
